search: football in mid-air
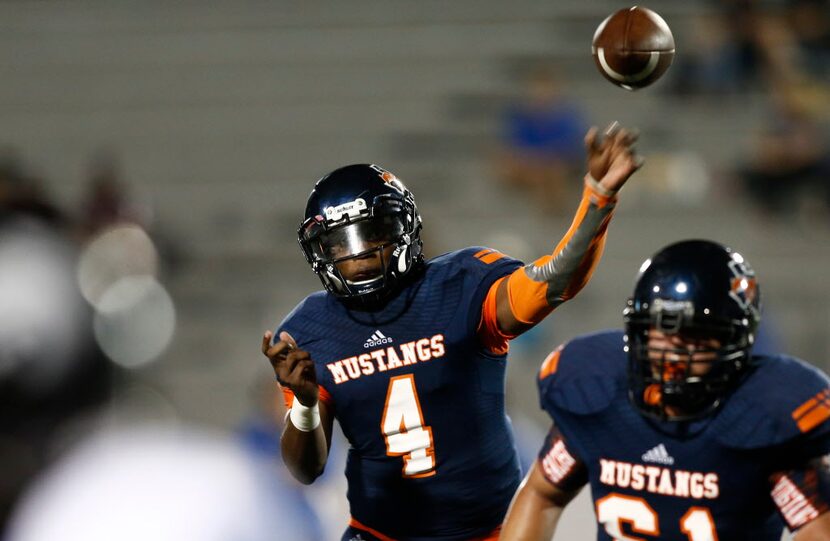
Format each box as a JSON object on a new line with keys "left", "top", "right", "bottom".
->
{"left": 592, "top": 6, "right": 675, "bottom": 91}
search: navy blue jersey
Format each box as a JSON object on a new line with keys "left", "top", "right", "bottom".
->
{"left": 278, "top": 247, "right": 523, "bottom": 540}
{"left": 537, "top": 330, "right": 830, "bottom": 540}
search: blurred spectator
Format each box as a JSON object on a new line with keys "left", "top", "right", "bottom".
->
{"left": 720, "top": 0, "right": 768, "bottom": 89}
{"left": 238, "top": 377, "right": 345, "bottom": 541}
{"left": 237, "top": 378, "right": 288, "bottom": 461}
{"left": 737, "top": 86, "right": 829, "bottom": 214}
{"left": 671, "top": 11, "right": 757, "bottom": 95}
{"left": 680, "top": 1, "right": 830, "bottom": 97}
{"left": 78, "top": 151, "right": 143, "bottom": 239}
{"left": 0, "top": 153, "right": 66, "bottom": 227}
{"left": 495, "top": 67, "right": 588, "bottom": 212}
{"left": 788, "top": 0, "right": 830, "bottom": 80}
{"left": 736, "top": 7, "right": 830, "bottom": 214}
{"left": 720, "top": 2, "right": 830, "bottom": 216}
{"left": 753, "top": 10, "right": 830, "bottom": 120}
{"left": 239, "top": 378, "right": 324, "bottom": 539}
{"left": 78, "top": 150, "right": 185, "bottom": 275}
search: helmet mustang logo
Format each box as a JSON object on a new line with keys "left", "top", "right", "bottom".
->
{"left": 370, "top": 164, "right": 407, "bottom": 194}
{"left": 727, "top": 259, "right": 758, "bottom": 312}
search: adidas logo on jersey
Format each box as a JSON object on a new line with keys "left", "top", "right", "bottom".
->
{"left": 364, "top": 330, "right": 393, "bottom": 348}
{"left": 642, "top": 443, "right": 675, "bottom": 465}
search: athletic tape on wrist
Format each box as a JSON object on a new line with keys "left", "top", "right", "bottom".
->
{"left": 289, "top": 396, "right": 320, "bottom": 432}
{"left": 585, "top": 174, "right": 617, "bottom": 198}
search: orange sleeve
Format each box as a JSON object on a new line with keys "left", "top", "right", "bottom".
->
{"left": 476, "top": 181, "right": 615, "bottom": 352}
{"left": 477, "top": 276, "right": 514, "bottom": 355}
{"left": 280, "top": 384, "right": 334, "bottom": 410}
{"left": 506, "top": 181, "right": 615, "bottom": 325}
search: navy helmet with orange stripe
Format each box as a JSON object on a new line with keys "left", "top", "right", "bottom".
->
{"left": 298, "top": 164, "right": 423, "bottom": 301}
{"left": 623, "top": 239, "right": 762, "bottom": 421}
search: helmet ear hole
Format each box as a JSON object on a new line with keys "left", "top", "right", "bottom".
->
{"left": 396, "top": 245, "right": 409, "bottom": 273}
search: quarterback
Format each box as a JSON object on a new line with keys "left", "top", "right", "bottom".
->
{"left": 263, "top": 124, "right": 641, "bottom": 540}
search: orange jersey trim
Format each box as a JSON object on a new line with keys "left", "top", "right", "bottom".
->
{"left": 793, "top": 389, "right": 830, "bottom": 419}
{"left": 793, "top": 389, "right": 830, "bottom": 433}
{"left": 280, "top": 384, "right": 333, "bottom": 409}
{"left": 348, "top": 518, "right": 500, "bottom": 541}
{"left": 474, "top": 248, "right": 508, "bottom": 265}
{"left": 349, "top": 518, "right": 398, "bottom": 541}
{"left": 473, "top": 526, "right": 502, "bottom": 540}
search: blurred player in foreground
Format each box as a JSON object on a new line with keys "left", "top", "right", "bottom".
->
{"left": 501, "top": 239, "right": 830, "bottom": 540}
{"left": 7, "top": 424, "right": 322, "bottom": 541}
{"left": 262, "top": 123, "right": 642, "bottom": 540}
{"left": 0, "top": 205, "right": 322, "bottom": 541}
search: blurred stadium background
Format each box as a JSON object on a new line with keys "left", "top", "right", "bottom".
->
{"left": 0, "top": 1, "right": 828, "bottom": 539}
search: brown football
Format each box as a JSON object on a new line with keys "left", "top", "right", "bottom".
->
{"left": 592, "top": 6, "right": 675, "bottom": 90}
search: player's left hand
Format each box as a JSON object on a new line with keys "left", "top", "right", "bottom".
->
{"left": 585, "top": 121, "right": 643, "bottom": 193}
{"left": 262, "top": 330, "right": 319, "bottom": 407}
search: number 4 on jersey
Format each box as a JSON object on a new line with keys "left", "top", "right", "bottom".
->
{"left": 381, "top": 375, "right": 436, "bottom": 478}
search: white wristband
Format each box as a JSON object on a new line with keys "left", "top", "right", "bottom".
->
{"left": 289, "top": 396, "right": 320, "bottom": 432}
{"left": 584, "top": 174, "right": 617, "bottom": 198}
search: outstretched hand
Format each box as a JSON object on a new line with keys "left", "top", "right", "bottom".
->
{"left": 262, "top": 330, "right": 319, "bottom": 407}
{"left": 585, "top": 122, "right": 643, "bottom": 194}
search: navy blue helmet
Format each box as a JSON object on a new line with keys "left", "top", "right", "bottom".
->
{"left": 623, "top": 240, "right": 761, "bottom": 421}
{"left": 298, "top": 164, "right": 423, "bottom": 301}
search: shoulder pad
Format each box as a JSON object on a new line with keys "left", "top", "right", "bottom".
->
{"left": 714, "top": 354, "right": 830, "bottom": 449}
{"left": 537, "top": 330, "right": 627, "bottom": 416}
